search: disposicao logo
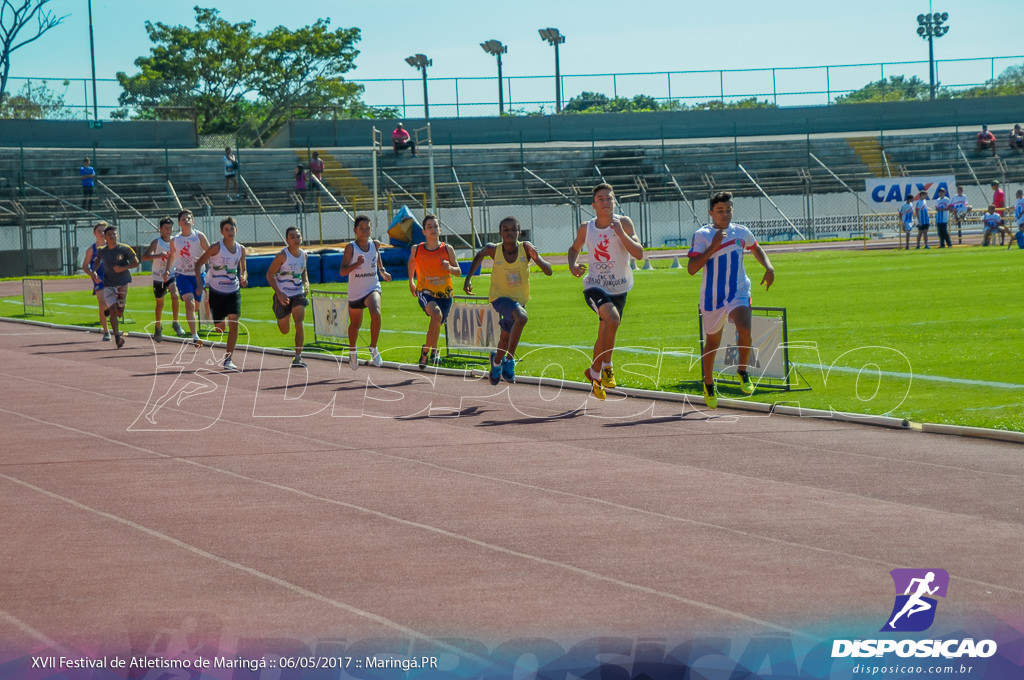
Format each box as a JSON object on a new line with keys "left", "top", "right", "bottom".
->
{"left": 882, "top": 568, "right": 948, "bottom": 632}
{"left": 831, "top": 568, "right": 998, "bottom": 660}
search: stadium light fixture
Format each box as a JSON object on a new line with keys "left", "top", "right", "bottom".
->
{"left": 538, "top": 28, "right": 565, "bottom": 113}
{"left": 405, "top": 53, "right": 432, "bottom": 118}
{"left": 916, "top": 10, "right": 949, "bottom": 101}
{"left": 480, "top": 40, "right": 508, "bottom": 115}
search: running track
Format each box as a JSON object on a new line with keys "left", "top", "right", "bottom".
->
{"left": 0, "top": 319, "right": 1022, "bottom": 674}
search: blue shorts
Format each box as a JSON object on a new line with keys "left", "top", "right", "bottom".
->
{"left": 491, "top": 297, "right": 525, "bottom": 333}
{"left": 176, "top": 272, "right": 205, "bottom": 301}
{"left": 417, "top": 291, "right": 452, "bottom": 323}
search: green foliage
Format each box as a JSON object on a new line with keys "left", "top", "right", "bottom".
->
{"left": 956, "top": 64, "right": 1024, "bottom": 98}
{"left": 563, "top": 92, "right": 775, "bottom": 114}
{"left": 116, "top": 6, "right": 387, "bottom": 145}
{"left": 0, "top": 79, "right": 68, "bottom": 118}
{"left": 0, "top": 0, "right": 66, "bottom": 102}
{"left": 834, "top": 75, "right": 943, "bottom": 103}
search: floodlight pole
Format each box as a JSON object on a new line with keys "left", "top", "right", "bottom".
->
{"left": 916, "top": 7, "right": 949, "bottom": 101}
{"left": 481, "top": 40, "right": 508, "bottom": 115}
{"left": 405, "top": 54, "right": 432, "bottom": 118}
{"left": 87, "top": 0, "right": 98, "bottom": 121}
{"left": 539, "top": 28, "right": 566, "bottom": 113}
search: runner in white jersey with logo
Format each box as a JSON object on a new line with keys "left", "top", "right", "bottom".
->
{"left": 164, "top": 209, "right": 210, "bottom": 346}
{"left": 687, "top": 191, "right": 776, "bottom": 408}
{"left": 140, "top": 217, "right": 184, "bottom": 342}
{"left": 951, "top": 186, "right": 971, "bottom": 245}
{"left": 194, "top": 216, "right": 248, "bottom": 371}
{"left": 339, "top": 215, "right": 392, "bottom": 369}
{"left": 266, "top": 226, "right": 310, "bottom": 368}
{"left": 567, "top": 183, "right": 645, "bottom": 400}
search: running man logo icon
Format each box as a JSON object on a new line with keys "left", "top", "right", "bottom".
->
{"left": 881, "top": 568, "right": 949, "bottom": 632}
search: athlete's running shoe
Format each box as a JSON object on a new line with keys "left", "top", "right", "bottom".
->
{"left": 102, "top": 332, "right": 111, "bottom": 341}
{"left": 153, "top": 325, "right": 163, "bottom": 342}
{"left": 191, "top": 334, "right": 202, "bottom": 347}
{"left": 489, "top": 351, "right": 501, "bottom": 386}
{"left": 115, "top": 334, "right": 125, "bottom": 349}
{"left": 601, "top": 366, "right": 616, "bottom": 389}
{"left": 223, "top": 357, "right": 239, "bottom": 371}
{"left": 501, "top": 356, "right": 516, "bottom": 383}
{"left": 702, "top": 382, "right": 717, "bottom": 409}
{"left": 370, "top": 347, "right": 383, "bottom": 367}
{"left": 172, "top": 321, "right": 186, "bottom": 337}
{"left": 349, "top": 349, "right": 358, "bottom": 371}
{"left": 291, "top": 356, "right": 306, "bottom": 368}
{"left": 418, "top": 345, "right": 429, "bottom": 369}
{"left": 586, "top": 369, "right": 606, "bottom": 400}
{"left": 739, "top": 371, "right": 755, "bottom": 395}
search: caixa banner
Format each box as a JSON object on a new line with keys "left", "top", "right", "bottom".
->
{"left": 864, "top": 175, "right": 956, "bottom": 207}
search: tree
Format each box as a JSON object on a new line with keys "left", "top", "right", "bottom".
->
{"left": 834, "top": 75, "right": 938, "bottom": 104}
{"left": 117, "top": 6, "right": 383, "bottom": 144}
{"left": 0, "top": 78, "right": 67, "bottom": 118}
{"left": 0, "top": 0, "right": 67, "bottom": 102}
{"left": 957, "top": 64, "right": 1024, "bottom": 98}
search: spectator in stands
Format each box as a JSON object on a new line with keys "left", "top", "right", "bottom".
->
{"left": 224, "top": 146, "right": 239, "bottom": 199}
{"left": 991, "top": 180, "right": 1006, "bottom": 218}
{"left": 80, "top": 157, "right": 96, "bottom": 211}
{"left": 309, "top": 151, "right": 324, "bottom": 189}
{"left": 392, "top": 122, "right": 417, "bottom": 157}
{"left": 295, "top": 164, "right": 307, "bottom": 192}
{"left": 1010, "top": 124, "right": 1024, "bottom": 151}
{"left": 977, "top": 125, "right": 997, "bottom": 155}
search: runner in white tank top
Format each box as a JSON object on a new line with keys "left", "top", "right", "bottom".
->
{"left": 567, "top": 183, "right": 645, "bottom": 399}
{"left": 339, "top": 216, "right": 392, "bottom": 369}
{"left": 194, "top": 217, "right": 248, "bottom": 370}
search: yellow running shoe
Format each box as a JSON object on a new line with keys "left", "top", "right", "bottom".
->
{"left": 702, "top": 382, "right": 718, "bottom": 409}
{"left": 586, "top": 370, "right": 606, "bottom": 400}
{"left": 601, "top": 366, "right": 616, "bottom": 389}
{"left": 739, "top": 371, "right": 755, "bottom": 395}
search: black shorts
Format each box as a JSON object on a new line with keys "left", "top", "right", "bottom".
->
{"left": 348, "top": 291, "right": 380, "bottom": 310}
{"left": 273, "top": 293, "right": 308, "bottom": 320}
{"left": 152, "top": 279, "right": 176, "bottom": 299}
{"left": 209, "top": 289, "right": 241, "bottom": 323}
{"left": 583, "top": 288, "right": 627, "bottom": 317}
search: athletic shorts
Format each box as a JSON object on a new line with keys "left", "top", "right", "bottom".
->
{"left": 917, "top": 224, "right": 929, "bottom": 232}
{"left": 92, "top": 280, "right": 104, "bottom": 294}
{"left": 491, "top": 297, "right": 525, "bottom": 333}
{"left": 175, "top": 273, "right": 205, "bottom": 301}
{"left": 700, "top": 295, "right": 750, "bottom": 338}
{"left": 101, "top": 284, "right": 128, "bottom": 310}
{"left": 583, "top": 288, "right": 627, "bottom": 318}
{"left": 209, "top": 289, "right": 241, "bottom": 323}
{"left": 152, "top": 278, "right": 176, "bottom": 299}
{"left": 417, "top": 291, "right": 452, "bottom": 323}
{"left": 348, "top": 291, "right": 380, "bottom": 310}
{"left": 273, "top": 293, "right": 308, "bottom": 320}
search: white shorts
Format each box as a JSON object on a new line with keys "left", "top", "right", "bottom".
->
{"left": 700, "top": 295, "right": 750, "bottom": 338}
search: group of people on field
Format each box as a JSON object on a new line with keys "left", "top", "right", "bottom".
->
{"left": 83, "top": 184, "right": 777, "bottom": 408}
{"left": 897, "top": 181, "right": 1024, "bottom": 250}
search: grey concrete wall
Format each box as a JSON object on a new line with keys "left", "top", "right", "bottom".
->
{"left": 278, "top": 95, "right": 1024, "bottom": 147}
{"left": 0, "top": 120, "right": 197, "bottom": 149}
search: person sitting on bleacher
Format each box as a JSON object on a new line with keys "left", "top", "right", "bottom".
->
{"left": 977, "top": 125, "right": 997, "bottom": 156}
{"left": 392, "top": 123, "right": 417, "bottom": 157}
{"left": 1010, "top": 124, "right": 1024, "bottom": 151}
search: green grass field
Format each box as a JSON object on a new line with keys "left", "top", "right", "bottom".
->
{"left": 3, "top": 245, "right": 1022, "bottom": 431}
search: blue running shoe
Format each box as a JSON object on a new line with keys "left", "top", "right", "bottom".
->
{"left": 501, "top": 356, "right": 515, "bottom": 383}
{"left": 488, "top": 351, "right": 501, "bottom": 386}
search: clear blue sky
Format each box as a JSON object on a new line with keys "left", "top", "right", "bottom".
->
{"left": 9, "top": 0, "right": 1023, "bottom": 116}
